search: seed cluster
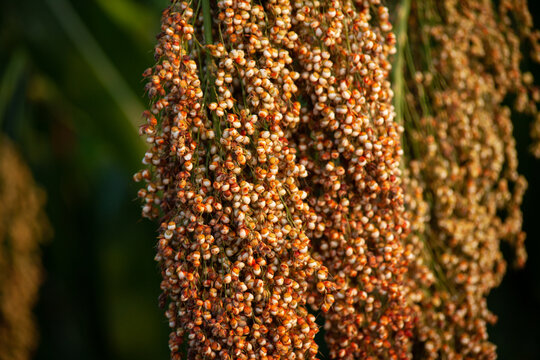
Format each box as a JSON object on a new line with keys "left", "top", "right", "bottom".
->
{"left": 0, "top": 136, "right": 49, "bottom": 360}
{"left": 397, "top": 0, "right": 539, "bottom": 358}
{"left": 288, "top": 1, "right": 412, "bottom": 359}
{"left": 136, "top": 0, "right": 538, "bottom": 358}
{"left": 135, "top": 1, "right": 334, "bottom": 358}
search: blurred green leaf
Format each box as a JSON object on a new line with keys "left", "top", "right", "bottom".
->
{"left": 45, "top": 0, "right": 145, "bottom": 143}
{"left": 0, "top": 50, "right": 26, "bottom": 128}
{"left": 95, "top": 0, "right": 155, "bottom": 45}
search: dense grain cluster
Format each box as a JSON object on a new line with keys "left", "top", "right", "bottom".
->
{"left": 396, "top": 0, "right": 540, "bottom": 358}
{"left": 0, "top": 137, "right": 49, "bottom": 360}
{"left": 137, "top": 0, "right": 538, "bottom": 358}
{"left": 136, "top": 0, "right": 413, "bottom": 358}
{"left": 289, "top": 1, "right": 412, "bottom": 359}
{"left": 134, "top": 1, "right": 334, "bottom": 358}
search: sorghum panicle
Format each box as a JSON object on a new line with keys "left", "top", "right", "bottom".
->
{"left": 0, "top": 136, "right": 49, "bottom": 360}
{"left": 136, "top": 0, "right": 539, "bottom": 358}
{"left": 288, "top": 1, "right": 412, "bottom": 359}
{"left": 398, "top": 0, "right": 539, "bottom": 358}
{"left": 134, "top": 1, "right": 333, "bottom": 358}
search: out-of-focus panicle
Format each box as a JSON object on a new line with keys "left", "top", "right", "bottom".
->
{"left": 396, "top": 0, "right": 538, "bottom": 358}
{"left": 496, "top": 0, "right": 540, "bottom": 157}
{"left": 288, "top": 1, "right": 412, "bottom": 359}
{"left": 0, "top": 136, "right": 49, "bottom": 360}
{"left": 134, "top": 0, "right": 333, "bottom": 358}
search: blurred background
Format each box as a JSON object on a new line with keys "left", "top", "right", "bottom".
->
{"left": 0, "top": 1, "right": 539, "bottom": 359}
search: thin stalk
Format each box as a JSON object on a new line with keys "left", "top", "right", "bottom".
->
{"left": 202, "top": 0, "right": 213, "bottom": 46}
{"left": 394, "top": 0, "right": 455, "bottom": 297}
{"left": 199, "top": 0, "right": 226, "bottom": 158}
{"left": 392, "top": 0, "right": 411, "bottom": 127}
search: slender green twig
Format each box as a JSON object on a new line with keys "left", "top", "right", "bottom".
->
{"left": 394, "top": 0, "right": 456, "bottom": 296}
{"left": 392, "top": 0, "right": 411, "bottom": 128}
{"left": 202, "top": 0, "right": 213, "bottom": 46}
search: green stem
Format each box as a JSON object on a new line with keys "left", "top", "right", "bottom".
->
{"left": 202, "top": 0, "right": 213, "bottom": 46}
{"left": 392, "top": 0, "right": 411, "bottom": 127}
{"left": 394, "top": 0, "right": 456, "bottom": 298}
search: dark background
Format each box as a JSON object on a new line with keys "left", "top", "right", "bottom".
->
{"left": 0, "top": 1, "right": 538, "bottom": 359}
